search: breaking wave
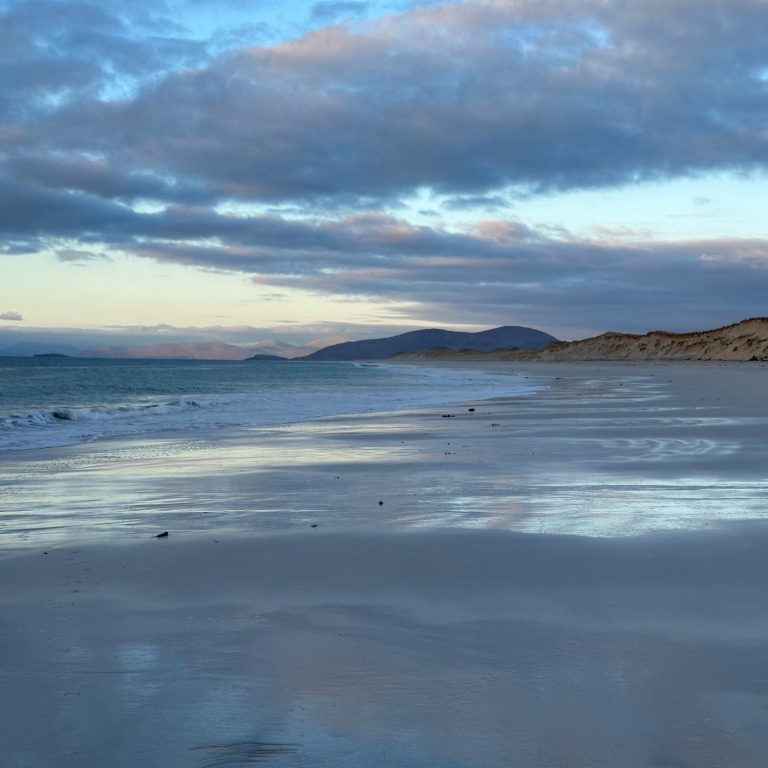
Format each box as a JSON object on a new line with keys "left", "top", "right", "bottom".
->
{"left": 0, "top": 360, "right": 538, "bottom": 451}
{"left": 1, "top": 400, "right": 202, "bottom": 430}
{"left": 0, "top": 399, "right": 209, "bottom": 450}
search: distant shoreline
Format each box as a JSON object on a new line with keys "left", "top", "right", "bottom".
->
{"left": 7, "top": 316, "right": 768, "bottom": 362}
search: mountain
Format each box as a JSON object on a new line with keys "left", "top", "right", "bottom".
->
{"left": 244, "top": 338, "right": 347, "bottom": 359}
{"left": 87, "top": 342, "right": 253, "bottom": 360}
{"left": 300, "top": 325, "right": 557, "bottom": 361}
{"left": 245, "top": 354, "right": 286, "bottom": 361}
{"left": 0, "top": 341, "right": 83, "bottom": 357}
{"left": 512, "top": 317, "right": 768, "bottom": 362}
{"left": 85, "top": 337, "right": 346, "bottom": 360}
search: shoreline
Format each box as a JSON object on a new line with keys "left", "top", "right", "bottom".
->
{"left": 0, "top": 358, "right": 531, "bottom": 454}
{"left": 2, "top": 356, "right": 763, "bottom": 458}
{"left": 3, "top": 359, "right": 768, "bottom": 548}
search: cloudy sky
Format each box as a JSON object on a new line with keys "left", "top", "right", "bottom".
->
{"left": 1, "top": 0, "right": 767, "bottom": 349}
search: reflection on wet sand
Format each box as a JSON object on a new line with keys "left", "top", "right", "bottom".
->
{"left": 4, "top": 525, "right": 768, "bottom": 767}
{"left": 191, "top": 741, "right": 299, "bottom": 766}
{"left": 3, "top": 362, "right": 768, "bottom": 766}
{"left": 3, "top": 362, "right": 768, "bottom": 543}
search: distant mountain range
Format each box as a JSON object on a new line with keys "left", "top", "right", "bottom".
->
{"left": 299, "top": 326, "right": 558, "bottom": 360}
{"left": 0, "top": 341, "right": 84, "bottom": 357}
{"left": 84, "top": 341, "right": 256, "bottom": 360}
{"left": 0, "top": 325, "right": 557, "bottom": 360}
{"left": 6, "top": 318, "right": 768, "bottom": 362}
{"left": 81, "top": 339, "right": 331, "bottom": 360}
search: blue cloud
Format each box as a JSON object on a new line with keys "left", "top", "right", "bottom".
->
{"left": 311, "top": 2, "right": 368, "bottom": 22}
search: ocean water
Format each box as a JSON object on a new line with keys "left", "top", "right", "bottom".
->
{"left": 0, "top": 357, "right": 534, "bottom": 451}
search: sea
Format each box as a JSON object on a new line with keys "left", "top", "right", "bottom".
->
{"left": 0, "top": 356, "right": 535, "bottom": 452}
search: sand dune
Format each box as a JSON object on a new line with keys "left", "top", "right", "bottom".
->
{"left": 397, "top": 317, "right": 768, "bottom": 362}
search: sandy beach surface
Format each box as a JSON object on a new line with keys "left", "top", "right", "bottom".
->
{"left": 2, "top": 361, "right": 768, "bottom": 767}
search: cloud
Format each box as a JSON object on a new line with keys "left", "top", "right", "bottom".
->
{"left": 0, "top": 311, "right": 23, "bottom": 321}
{"left": 112, "top": 208, "right": 768, "bottom": 334}
{"left": 56, "top": 249, "right": 112, "bottom": 263}
{"left": 0, "top": 1, "right": 204, "bottom": 122}
{"left": 5, "top": 154, "right": 213, "bottom": 204}
{"left": 31, "top": 0, "right": 768, "bottom": 207}
{"left": 311, "top": 2, "right": 369, "bottom": 22}
{"left": 2, "top": 0, "right": 768, "bottom": 336}
{"left": 1, "top": 169, "right": 765, "bottom": 334}
{"left": 441, "top": 194, "right": 510, "bottom": 211}
{"left": 5, "top": 0, "right": 768, "bottom": 211}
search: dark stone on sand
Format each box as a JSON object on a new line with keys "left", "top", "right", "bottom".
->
{"left": 155, "top": 532, "right": 169, "bottom": 538}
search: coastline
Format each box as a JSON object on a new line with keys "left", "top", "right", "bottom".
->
{"left": 3, "top": 360, "right": 768, "bottom": 766}
{"left": 0, "top": 358, "right": 529, "bottom": 453}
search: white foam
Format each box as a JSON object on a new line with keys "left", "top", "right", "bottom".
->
{"left": 0, "top": 363, "right": 537, "bottom": 451}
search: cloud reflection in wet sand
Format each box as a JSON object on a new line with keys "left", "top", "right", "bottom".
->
{"left": 191, "top": 740, "right": 299, "bottom": 767}
{"left": 3, "top": 363, "right": 768, "bottom": 543}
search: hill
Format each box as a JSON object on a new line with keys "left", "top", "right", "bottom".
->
{"left": 87, "top": 341, "right": 253, "bottom": 360}
{"left": 85, "top": 338, "right": 345, "bottom": 360}
{"left": 0, "top": 341, "right": 83, "bottom": 357}
{"left": 300, "top": 326, "right": 557, "bottom": 361}
{"left": 397, "top": 318, "right": 768, "bottom": 362}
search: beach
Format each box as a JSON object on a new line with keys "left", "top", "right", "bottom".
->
{"left": 2, "top": 361, "right": 768, "bottom": 767}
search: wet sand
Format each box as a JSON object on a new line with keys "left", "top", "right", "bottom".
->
{"left": 2, "top": 361, "right": 768, "bottom": 766}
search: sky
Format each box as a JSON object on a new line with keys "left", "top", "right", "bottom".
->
{"left": 1, "top": 0, "right": 767, "bottom": 350}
